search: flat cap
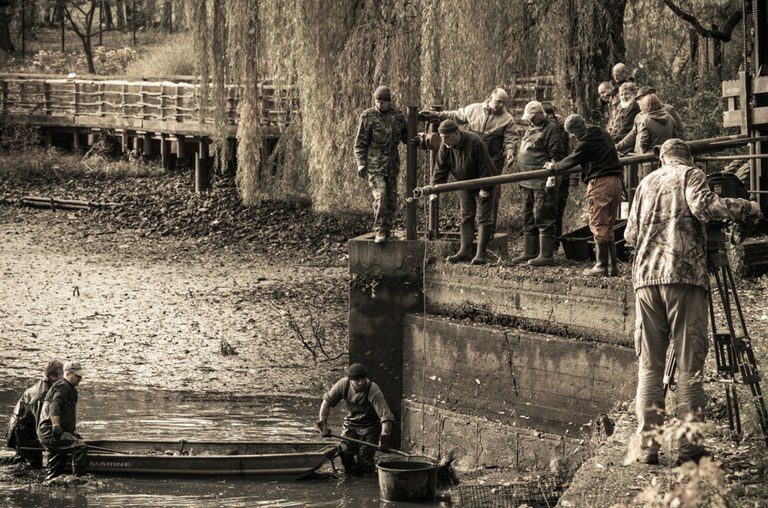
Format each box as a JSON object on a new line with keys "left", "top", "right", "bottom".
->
{"left": 438, "top": 119, "right": 459, "bottom": 134}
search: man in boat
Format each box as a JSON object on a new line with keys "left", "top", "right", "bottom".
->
{"left": 37, "top": 361, "right": 89, "bottom": 480}
{"left": 3, "top": 360, "right": 64, "bottom": 468}
{"left": 316, "top": 363, "right": 395, "bottom": 475}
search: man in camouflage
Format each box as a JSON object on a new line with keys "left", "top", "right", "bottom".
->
{"left": 354, "top": 86, "right": 408, "bottom": 244}
{"left": 624, "top": 139, "right": 762, "bottom": 466}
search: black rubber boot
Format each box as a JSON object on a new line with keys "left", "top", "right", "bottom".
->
{"left": 45, "top": 452, "right": 67, "bottom": 481}
{"left": 471, "top": 226, "right": 492, "bottom": 265}
{"left": 607, "top": 241, "right": 619, "bottom": 276}
{"left": 511, "top": 234, "right": 538, "bottom": 264}
{"left": 447, "top": 223, "right": 474, "bottom": 263}
{"left": 528, "top": 234, "right": 556, "bottom": 266}
{"left": 584, "top": 242, "right": 609, "bottom": 276}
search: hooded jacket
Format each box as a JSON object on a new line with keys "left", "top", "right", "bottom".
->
{"left": 616, "top": 109, "right": 677, "bottom": 155}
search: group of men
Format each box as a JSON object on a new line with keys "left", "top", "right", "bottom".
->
{"left": 4, "top": 360, "right": 88, "bottom": 480}
{"left": 354, "top": 72, "right": 764, "bottom": 467}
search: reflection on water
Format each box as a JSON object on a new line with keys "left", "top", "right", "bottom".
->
{"left": 0, "top": 382, "right": 444, "bottom": 508}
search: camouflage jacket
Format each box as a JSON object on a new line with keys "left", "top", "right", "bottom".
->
{"left": 354, "top": 105, "right": 407, "bottom": 176}
{"left": 625, "top": 161, "right": 758, "bottom": 291}
{"left": 440, "top": 101, "right": 519, "bottom": 170}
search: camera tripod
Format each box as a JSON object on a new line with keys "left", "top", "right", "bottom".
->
{"left": 663, "top": 225, "right": 768, "bottom": 445}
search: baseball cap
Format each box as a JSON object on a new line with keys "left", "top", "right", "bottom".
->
{"left": 64, "top": 361, "right": 86, "bottom": 377}
{"left": 521, "top": 101, "right": 544, "bottom": 121}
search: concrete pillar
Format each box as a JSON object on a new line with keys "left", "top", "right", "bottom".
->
{"left": 348, "top": 236, "right": 425, "bottom": 448}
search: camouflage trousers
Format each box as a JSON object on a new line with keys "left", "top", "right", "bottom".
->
{"left": 634, "top": 284, "right": 708, "bottom": 457}
{"left": 367, "top": 171, "right": 398, "bottom": 235}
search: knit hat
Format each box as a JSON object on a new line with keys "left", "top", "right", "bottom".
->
{"left": 347, "top": 363, "right": 367, "bottom": 379}
{"left": 521, "top": 101, "right": 544, "bottom": 121}
{"left": 654, "top": 138, "right": 691, "bottom": 159}
{"left": 564, "top": 114, "right": 588, "bottom": 134}
{"left": 438, "top": 119, "right": 459, "bottom": 134}
{"left": 373, "top": 86, "right": 392, "bottom": 102}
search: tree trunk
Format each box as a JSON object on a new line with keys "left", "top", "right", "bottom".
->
{"left": 104, "top": 0, "right": 114, "bottom": 29}
{"left": 115, "top": 0, "right": 125, "bottom": 29}
{"left": 0, "top": 3, "right": 15, "bottom": 53}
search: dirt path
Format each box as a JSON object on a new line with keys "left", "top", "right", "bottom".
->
{"left": 0, "top": 209, "right": 349, "bottom": 397}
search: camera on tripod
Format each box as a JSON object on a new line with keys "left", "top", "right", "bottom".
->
{"left": 706, "top": 171, "right": 751, "bottom": 256}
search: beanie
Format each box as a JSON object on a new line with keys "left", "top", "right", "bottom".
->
{"left": 373, "top": 86, "right": 392, "bottom": 102}
{"left": 438, "top": 119, "right": 459, "bottom": 135}
{"left": 564, "top": 114, "right": 588, "bottom": 134}
{"left": 347, "top": 363, "right": 367, "bottom": 379}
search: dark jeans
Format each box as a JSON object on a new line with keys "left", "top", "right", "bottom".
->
{"left": 555, "top": 176, "right": 570, "bottom": 242}
{"left": 522, "top": 186, "right": 558, "bottom": 236}
{"left": 459, "top": 188, "right": 495, "bottom": 227}
{"left": 340, "top": 425, "right": 380, "bottom": 475}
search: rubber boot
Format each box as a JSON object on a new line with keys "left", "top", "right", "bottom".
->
{"left": 584, "top": 242, "right": 609, "bottom": 276}
{"left": 45, "top": 452, "right": 67, "bottom": 481}
{"left": 528, "top": 234, "right": 556, "bottom": 266}
{"left": 447, "top": 223, "right": 474, "bottom": 263}
{"left": 511, "top": 234, "right": 538, "bottom": 264}
{"left": 471, "top": 226, "right": 492, "bottom": 265}
{"left": 607, "top": 241, "right": 619, "bottom": 276}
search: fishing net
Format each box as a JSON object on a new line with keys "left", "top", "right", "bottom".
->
{"left": 450, "top": 476, "right": 563, "bottom": 508}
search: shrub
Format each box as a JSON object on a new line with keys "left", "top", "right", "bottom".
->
{"left": 124, "top": 33, "right": 198, "bottom": 77}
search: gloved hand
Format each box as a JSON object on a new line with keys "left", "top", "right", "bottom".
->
{"left": 52, "top": 424, "right": 62, "bottom": 440}
{"left": 479, "top": 189, "right": 490, "bottom": 199}
{"left": 408, "top": 135, "right": 424, "bottom": 148}
{"left": 316, "top": 420, "right": 331, "bottom": 437}
{"left": 378, "top": 433, "right": 390, "bottom": 450}
{"left": 544, "top": 161, "right": 556, "bottom": 172}
{"left": 418, "top": 110, "right": 440, "bottom": 122}
{"left": 545, "top": 176, "right": 556, "bottom": 188}
{"left": 429, "top": 194, "right": 438, "bottom": 202}
{"left": 357, "top": 165, "right": 367, "bottom": 179}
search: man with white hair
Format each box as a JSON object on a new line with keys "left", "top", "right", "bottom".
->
{"left": 624, "top": 139, "right": 762, "bottom": 466}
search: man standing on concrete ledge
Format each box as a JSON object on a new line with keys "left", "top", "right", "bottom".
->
{"left": 624, "top": 139, "right": 762, "bottom": 466}
{"left": 429, "top": 119, "right": 498, "bottom": 265}
{"left": 37, "top": 361, "right": 89, "bottom": 480}
{"left": 317, "top": 363, "right": 394, "bottom": 475}
{"left": 354, "top": 85, "right": 408, "bottom": 244}
{"left": 545, "top": 114, "right": 623, "bottom": 276}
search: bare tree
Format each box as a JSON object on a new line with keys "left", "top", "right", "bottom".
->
{"left": 62, "top": 0, "right": 99, "bottom": 73}
{"left": 0, "top": 0, "right": 16, "bottom": 53}
{"left": 662, "top": 0, "right": 743, "bottom": 42}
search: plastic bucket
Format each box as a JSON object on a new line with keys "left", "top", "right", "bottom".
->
{"left": 377, "top": 459, "right": 437, "bottom": 503}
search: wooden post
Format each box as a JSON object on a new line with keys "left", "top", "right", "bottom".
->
{"left": 44, "top": 82, "right": 52, "bottom": 115}
{"left": 142, "top": 133, "right": 153, "bottom": 157}
{"left": 195, "top": 140, "right": 210, "bottom": 192}
{"left": 1, "top": 80, "right": 8, "bottom": 115}
{"left": 161, "top": 136, "right": 172, "bottom": 169}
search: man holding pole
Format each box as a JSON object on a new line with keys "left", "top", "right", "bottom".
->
{"left": 317, "top": 363, "right": 394, "bottom": 475}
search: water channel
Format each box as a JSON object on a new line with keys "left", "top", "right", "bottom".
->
{"left": 0, "top": 381, "right": 445, "bottom": 507}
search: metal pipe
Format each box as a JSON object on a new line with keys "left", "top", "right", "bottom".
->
{"left": 696, "top": 154, "right": 768, "bottom": 161}
{"left": 406, "top": 107, "right": 418, "bottom": 240}
{"left": 408, "top": 167, "right": 583, "bottom": 200}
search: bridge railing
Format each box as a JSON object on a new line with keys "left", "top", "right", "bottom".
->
{"left": 0, "top": 73, "right": 299, "bottom": 137}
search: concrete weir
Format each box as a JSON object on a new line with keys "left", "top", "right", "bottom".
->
{"left": 348, "top": 234, "right": 639, "bottom": 470}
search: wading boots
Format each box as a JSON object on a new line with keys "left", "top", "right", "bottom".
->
{"left": 527, "top": 234, "right": 556, "bottom": 266}
{"left": 471, "top": 225, "right": 492, "bottom": 265}
{"left": 447, "top": 223, "right": 474, "bottom": 263}
{"left": 584, "top": 241, "right": 619, "bottom": 276}
{"left": 511, "top": 233, "right": 538, "bottom": 264}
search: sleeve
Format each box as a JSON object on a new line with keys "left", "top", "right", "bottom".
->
{"left": 545, "top": 124, "right": 565, "bottom": 162}
{"left": 322, "top": 378, "right": 346, "bottom": 408}
{"left": 624, "top": 187, "right": 640, "bottom": 248}
{"left": 432, "top": 146, "right": 451, "bottom": 185}
{"left": 615, "top": 125, "right": 637, "bottom": 153}
{"left": 440, "top": 106, "right": 470, "bottom": 124}
{"left": 685, "top": 168, "right": 758, "bottom": 223}
{"left": 637, "top": 119, "right": 651, "bottom": 154}
{"left": 503, "top": 121, "right": 520, "bottom": 158}
{"left": 47, "top": 385, "right": 66, "bottom": 418}
{"left": 550, "top": 140, "right": 586, "bottom": 171}
{"left": 613, "top": 104, "right": 638, "bottom": 142}
{"left": 368, "top": 383, "right": 395, "bottom": 424}
{"left": 353, "top": 114, "right": 370, "bottom": 166}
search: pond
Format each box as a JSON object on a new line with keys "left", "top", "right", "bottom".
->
{"left": 0, "top": 382, "right": 445, "bottom": 507}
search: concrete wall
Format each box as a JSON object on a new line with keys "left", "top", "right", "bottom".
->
{"left": 425, "top": 265, "right": 636, "bottom": 346}
{"left": 402, "top": 315, "right": 636, "bottom": 448}
{"left": 348, "top": 235, "right": 425, "bottom": 445}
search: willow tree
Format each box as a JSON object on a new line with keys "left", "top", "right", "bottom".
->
{"left": 187, "top": 0, "right": 628, "bottom": 213}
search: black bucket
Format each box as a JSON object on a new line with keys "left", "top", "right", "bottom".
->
{"left": 377, "top": 458, "right": 437, "bottom": 503}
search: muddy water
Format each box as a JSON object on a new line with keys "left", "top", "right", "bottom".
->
{"left": 0, "top": 383, "right": 443, "bottom": 507}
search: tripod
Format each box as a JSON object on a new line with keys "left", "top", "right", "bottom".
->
{"left": 663, "top": 224, "right": 768, "bottom": 445}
